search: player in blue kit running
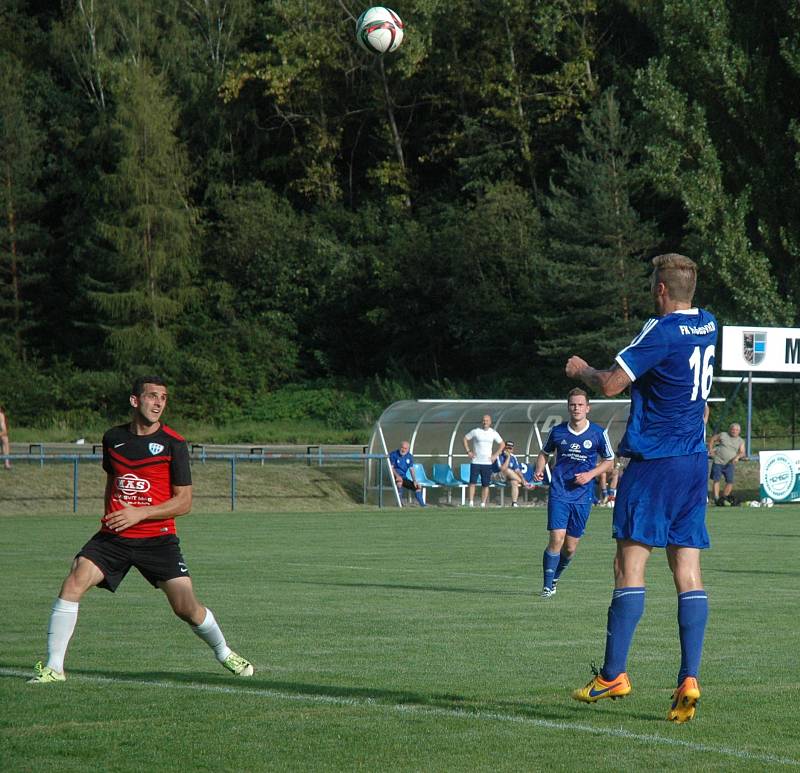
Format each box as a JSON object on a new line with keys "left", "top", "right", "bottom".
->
{"left": 533, "top": 389, "right": 614, "bottom": 597}
{"left": 566, "top": 253, "right": 716, "bottom": 723}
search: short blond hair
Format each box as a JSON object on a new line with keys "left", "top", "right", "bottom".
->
{"left": 567, "top": 387, "right": 589, "bottom": 403}
{"left": 651, "top": 253, "right": 697, "bottom": 303}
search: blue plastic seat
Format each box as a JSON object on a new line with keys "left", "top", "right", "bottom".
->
{"left": 407, "top": 463, "right": 438, "bottom": 487}
{"left": 403, "top": 463, "right": 438, "bottom": 505}
{"left": 432, "top": 463, "right": 464, "bottom": 487}
{"left": 432, "top": 463, "right": 469, "bottom": 505}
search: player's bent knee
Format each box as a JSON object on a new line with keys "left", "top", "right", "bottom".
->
{"left": 169, "top": 597, "right": 203, "bottom": 623}
{"left": 60, "top": 557, "right": 103, "bottom": 599}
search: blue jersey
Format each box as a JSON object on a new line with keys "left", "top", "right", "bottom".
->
{"left": 543, "top": 421, "right": 613, "bottom": 504}
{"left": 615, "top": 308, "right": 717, "bottom": 460}
{"left": 492, "top": 452, "right": 522, "bottom": 473}
{"left": 389, "top": 449, "right": 414, "bottom": 478}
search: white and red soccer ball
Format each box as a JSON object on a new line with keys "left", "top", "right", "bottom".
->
{"left": 356, "top": 7, "right": 404, "bottom": 54}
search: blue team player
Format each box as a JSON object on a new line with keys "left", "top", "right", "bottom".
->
{"left": 567, "top": 253, "right": 717, "bottom": 723}
{"left": 533, "top": 389, "right": 614, "bottom": 597}
{"left": 389, "top": 440, "right": 426, "bottom": 507}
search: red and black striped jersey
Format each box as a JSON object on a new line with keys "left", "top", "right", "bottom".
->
{"left": 101, "top": 423, "right": 192, "bottom": 538}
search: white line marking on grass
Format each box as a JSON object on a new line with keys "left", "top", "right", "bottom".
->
{"left": 3, "top": 667, "right": 797, "bottom": 767}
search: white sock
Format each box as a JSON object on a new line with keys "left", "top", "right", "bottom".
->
{"left": 191, "top": 608, "right": 231, "bottom": 662}
{"left": 46, "top": 598, "right": 79, "bottom": 673}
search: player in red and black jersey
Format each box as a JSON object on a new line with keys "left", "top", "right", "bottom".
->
{"left": 29, "top": 376, "right": 253, "bottom": 683}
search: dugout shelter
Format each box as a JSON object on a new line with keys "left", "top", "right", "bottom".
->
{"left": 366, "top": 399, "right": 631, "bottom": 506}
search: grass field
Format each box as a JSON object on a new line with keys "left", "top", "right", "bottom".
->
{"left": 1, "top": 505, "right": 798, "bottom": 771}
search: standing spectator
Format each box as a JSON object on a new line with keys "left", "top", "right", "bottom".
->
{"left": 708, "top": 423, "right": 746, "bottom": 506}
{"left": 389, "top": 440, "right": 426, "bottom": 507}
{"left": 463, "top": 415, "right": 504, "bottom": 508}
{"left": 533, "top": 389, "right": 614, "bottom": 597}
{"left": 0, "top": 405, "right": 10, "bottom": 469}
{"left": 28, "top": 376, "right": 253, "bottom": 683}
{"left": 492, "top": 440, "right": 530, "bottom": 507}
{"left": 566, "top": 252, "right": 716, "bottom": 723}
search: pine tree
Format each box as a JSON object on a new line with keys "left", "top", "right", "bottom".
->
{"left": 539, "top": 89, "right": 660, "bottom": 366}
{"left": 90, "top": 58, "right": 197, "bottom": 368}
{"left": 0, "top": 51, "right": 45, "bottom": 361}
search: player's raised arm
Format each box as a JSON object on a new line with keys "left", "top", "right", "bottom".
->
{"left": 566, "top": 356, "right": 632, "bottom": 397}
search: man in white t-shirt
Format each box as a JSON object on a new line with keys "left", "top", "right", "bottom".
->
{"left": 463, "top": 415, "right": 504, "bottom": 508}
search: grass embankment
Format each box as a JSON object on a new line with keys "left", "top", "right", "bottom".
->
{"left": 9, "top": 417, "right": 371, "bottom": 446}
{"left": 0, "top": 460, "right": 367, "bottom": 516}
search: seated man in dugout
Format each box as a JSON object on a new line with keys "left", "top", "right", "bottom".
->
{"left": 492, "top": 441, "right": 532, "bottom": 508}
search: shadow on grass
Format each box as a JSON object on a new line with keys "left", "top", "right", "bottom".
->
{"left": 286, "top": 579, "right": 530, "bottom": 596}
{"left": 711, "top": 567, "right": 800, "bottom": 577}
{"left": 1, "top": 664, "right": 655, "bottom": 723}
{"left": 4, "top": 665, "right": 587, "bottom": 723}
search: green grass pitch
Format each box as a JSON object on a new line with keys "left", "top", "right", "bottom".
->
{"left": 1, "top": 505, "right": 798, "bottom": 771}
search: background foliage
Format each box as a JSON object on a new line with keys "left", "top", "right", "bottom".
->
{"left": 1, "top": 1, "right": 798, "bottom": 434}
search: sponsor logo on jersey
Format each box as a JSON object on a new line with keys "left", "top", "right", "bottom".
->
{"left": 116, "top": 473, "right": 151, "bottom": 494}
{"left": 149, "top": 442, "right": 165, "bottom": 455}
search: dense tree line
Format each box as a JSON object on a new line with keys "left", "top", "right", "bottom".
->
{"left": 0, "top": 0, "right": 798, "bottom": 427}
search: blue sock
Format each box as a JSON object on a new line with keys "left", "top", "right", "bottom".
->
{"left": 601, "top": 587, "right": 646, "bottom": 680}
{"left": 542, "top": 550, "right": 559, "bottom": 589}
{"left": 677, "top": 590, "right": 708, "bottom": 684}
{"left": 553, "top": 554, "right": 572, "bottom": 582}
{"left": 415, "top": 490, "right": 425, "bottom": 506}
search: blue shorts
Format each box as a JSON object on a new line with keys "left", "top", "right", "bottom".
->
{"left": 547, "top": 500, "right": 592, "bottom": 538}
{"left": 613, "top": 453, "right": 709, "bottom": 549}
{"left": 710, "top": 462, "right": 735, "bottom": 483}
{"left": 469, "top": 463, "right": 493, "bottom": 486}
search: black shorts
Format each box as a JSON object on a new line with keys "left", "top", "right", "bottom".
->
{"left": 469, "top": 463, "right": 493, "bottom": 486}
{"left": 78, "top": 531, "right": 190, "bottom": 593}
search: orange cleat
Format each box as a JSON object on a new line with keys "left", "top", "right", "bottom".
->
{"left": 667, "top": 676, "right": 701, "bottom": 722}
{"left": 572, "top": 667, "right": 632, "bottom": 703}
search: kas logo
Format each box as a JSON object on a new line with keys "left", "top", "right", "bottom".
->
{"left": 583, "top": 440, "right": 592, "bottom": 449}
{"left": 149, "top": 442, "right": 165, "bottom": 455}
{"left": 116, "top": 473, "right": 151, "bottom": 494}
{"left": 743, "top": 331, "right": 766, "bottom": 366}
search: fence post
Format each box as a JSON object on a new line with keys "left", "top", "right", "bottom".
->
{"left": 73, "top": 457, "right": 79, "bottom": 513}
{"left": 362, "top": 449, "right": 368, "bottom": 505}
{"left": 230, "top": 456, "right": 237, "bottom": 511}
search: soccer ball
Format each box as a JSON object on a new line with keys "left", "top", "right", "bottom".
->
{"left": 760, "top": 497, "right": 775, "bottom": 508}
{"left": 356, "top": 7, "right": 404, "bottom": 54}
